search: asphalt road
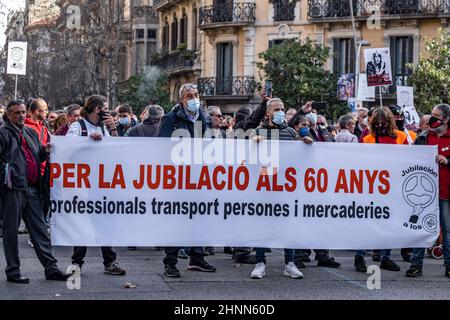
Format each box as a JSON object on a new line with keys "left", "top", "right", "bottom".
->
{"left": 0, "top": 234, "right": 449, "bottom": 300}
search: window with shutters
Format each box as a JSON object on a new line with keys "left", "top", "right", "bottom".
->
{"left": 333, "top": 38, "right": 355, "bottom": 75}
{"left": 389, "top": 36, "right": 413, "bottom": 92}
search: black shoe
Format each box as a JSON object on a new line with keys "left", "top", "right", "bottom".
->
{"left": 354, "top": 256, "right": 367, "bottom": 273}
{"left": 380, "top": 258, "right": 400, "bottom": 271}
{"left": 188, "top": 260, "right": 216, "bottom": 272}
{"left": 445, "top": 267, "right": 450, "bottom": 279}
{"left": 46, "top": 269, "right": 70, "bottom": 281}
{"left": 7, "top": 275, "right": 30, "bottom": 284}
{"left": 401, "top": 248, "right": 412, "bottom": 262}
{"left": 405, "top": 265, "right": 423, "bottom": 277}
{"left": 318, "top": 257, "right": 340, "bottom": 268}
{"left": 164, "top": 264, "right": 180, "bottom": 278}
{"left": 224, "top": 247, "right": 233, "bottom": 255}
{"left": 294, "top": 260, "right": 306, "bottom": 269}
{"left": 205, "top": 247, "right": 215, "bottom": 256}
{"left": 233, "top": 255, "right": 257, "bottom": 265}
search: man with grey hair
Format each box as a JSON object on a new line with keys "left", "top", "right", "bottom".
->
{"left": 157, "top": 83, "right": 216, "bottom": 278}
{"left": 354, "top": 107, "right": 369, "bottom": 139}
{"left": 158, "top": 83, "right": 209, "bottom": 138}
{"left": 126, "top": 105, "right": 164, "bottom": 137}
{"left": 206, "top": 106, "right": 226, "bottom": 138}
{"left": 335, "top": 115, "right": 358, "bottom": 143}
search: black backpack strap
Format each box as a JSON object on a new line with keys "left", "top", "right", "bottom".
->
{"left": 78, "top": 119, "right": 88, "bottom": 137}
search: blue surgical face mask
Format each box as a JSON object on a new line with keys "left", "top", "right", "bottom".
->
{"left": 306, "top": 113, "right": 318, "bottom": 125}
{"left": 187, "top": 99, "right": 201, "bottom": 113}
{"left": 118, "top": 117, "right": 131, "bottom": 126}
{"left": 272, "top": 111, "right": 285, "bottom": 125}
{"left": 299, "top": 127, "right": 310, "bottom": 137}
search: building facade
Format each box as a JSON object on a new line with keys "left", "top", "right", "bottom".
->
{"left": 154, "top": 0, "right": 449, "bottom": 113}
{"left": 153, "top": 0, "right": 201, "bottom": 103}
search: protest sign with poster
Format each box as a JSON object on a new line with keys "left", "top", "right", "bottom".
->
{"left": 365, "top": 48, "right": 393, "bottom": 87}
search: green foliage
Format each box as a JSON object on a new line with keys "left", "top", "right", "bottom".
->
{"left": 118, "top": 66, "right": 172, "bottom": 114}
{"left": 408, "top": 29, "right": 450, "bottom": 114}
{"left": 257, "top": 39, "right": 347, "bottom": 121}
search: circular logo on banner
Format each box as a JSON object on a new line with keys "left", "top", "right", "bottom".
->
{"left": 401, "top": 172, "right": 437, "bottom": 229}
{"left": 402, "top": 173, "right": 436, "bottom": 209}
{"left": 422, "top": 214, "right": 439, "bottom": 234}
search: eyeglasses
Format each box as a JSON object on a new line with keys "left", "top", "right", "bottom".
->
{"left": 212, "top": 114, "right": 223, "bottom": 119}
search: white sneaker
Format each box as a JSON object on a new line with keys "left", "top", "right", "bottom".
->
{"left": 250, "top": 262, "right": 266, "bottom": 279}
{"left": 284, "top": 262, "right": 304, "bottom": 279}
{"left": 27, "top": 238, "right": 34, "bottom": 248}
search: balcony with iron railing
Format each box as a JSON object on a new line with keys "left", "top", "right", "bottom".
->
{"left": 199, "top": 2, "right": 256, "bottom": 30}
{"left": 153, "top": 0, "right": 180, "bottom": 11}
{"left": 152, "top": 50, "right": 197, "bottom": 75}
{"left": 308, "top": 0, "right": 450, "bottom": 21}
{"left": 197, "top": 76, "right": 256, "bottom": 101}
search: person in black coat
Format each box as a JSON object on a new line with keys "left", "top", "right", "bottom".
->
{"left": 126, "top": 105, "right": 165, "bottom": 137}
{"left": 0, "top": 100, "right": 69, "bottom": 283}
{"left": 158, "top": 83, "right": 216, "bottom": 278}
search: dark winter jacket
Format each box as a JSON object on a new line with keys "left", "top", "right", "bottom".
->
{"left": 234, "top": 100, "right": 267, "bottom": 131}
{"left": 126, "top": 118, "right": 160, "bottom": 137}
{"left": 255, "top": 120, "right": 298, "bottom": 141}
{"left": 158, "top": 104, "right": 209, "bottom": 138}
{"left": 0, "top": 121, "right": 47, "bottom": 191}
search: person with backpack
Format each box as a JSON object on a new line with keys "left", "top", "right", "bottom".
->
{"left": 66, "top": 95, "right": 126, "bottom": 276}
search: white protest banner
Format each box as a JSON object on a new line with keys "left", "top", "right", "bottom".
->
{"left": 357, "top": 73, "right": 375, "bottom": 101}
{"left": 364, "top": 48, "right": 393, "bottom": 87}
{"left": 397, "top": 86, "right": 420, "bottom": 127}
{"left": 50, "top": 137, "right": 439, "bottom": 249}
{"left": 7, "top": 41, "right": 27, "bottom": 75}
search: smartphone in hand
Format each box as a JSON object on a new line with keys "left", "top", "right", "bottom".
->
{"left": 265, "top": 81, "right": 273, "bottom": 97}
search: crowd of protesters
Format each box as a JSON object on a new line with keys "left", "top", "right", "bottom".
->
{"left": 0, "top": 83, "right": 449, "bottom": 283}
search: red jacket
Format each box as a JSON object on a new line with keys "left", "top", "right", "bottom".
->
{"left": 423, "top": 130, "right": 450, "bottom": 200}
{"left": 25, "top": 118, "right": 49, "bottom": 175}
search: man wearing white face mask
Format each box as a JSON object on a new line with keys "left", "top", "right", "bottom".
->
{"left": 116, "top": 104, "right": 137, "bottom": 137}
{"left": 158, "top": 83, "right": 209, "bottom": 138}
{"left": 158, "top": 83, "right": 216, "bottom": 278}
{"left": 250, "top": 98, "right": 303, "bottom": 280}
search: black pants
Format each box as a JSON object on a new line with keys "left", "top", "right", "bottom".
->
{"left": 72, "top": 246, "right": 116, "bottom": 267}
{"left": 295, "top": 249, "right": 330, "bottom": 262}
{"left": 163, "top": 247, "right": 205, "bottom": 267}
{"left": 1, "top": 187, "right": 59, "bottom": 278}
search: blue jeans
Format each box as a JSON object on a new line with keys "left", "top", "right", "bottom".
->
{"left": 355, "top": 249, "right": 391, "bottom": 259}
{"left": 411, "top": 200, "right": 450, "bottom": 268}
{"left": 255, "top": 248, "right": 294, "bottom": 265}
